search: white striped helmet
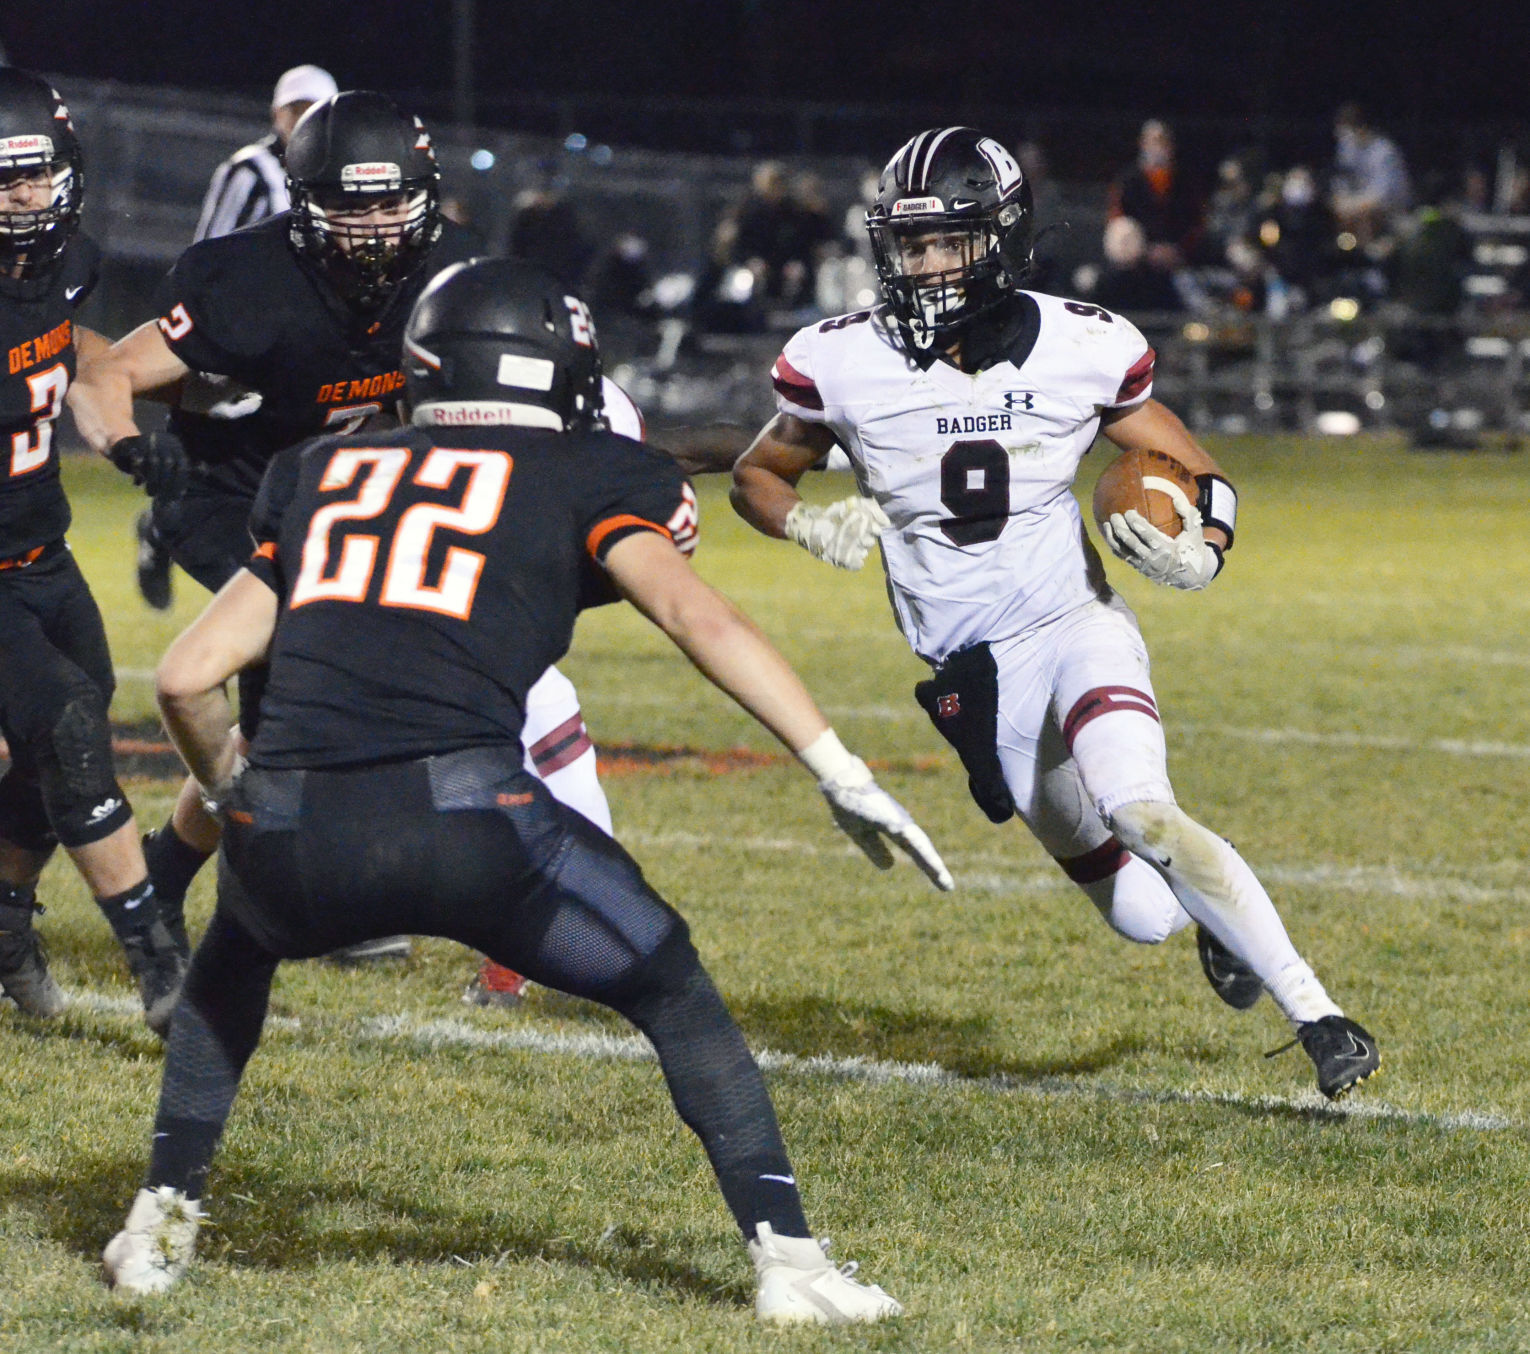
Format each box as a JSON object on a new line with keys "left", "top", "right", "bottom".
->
{"left": 865, "top": 127, "right": 1034, "bottom": 348}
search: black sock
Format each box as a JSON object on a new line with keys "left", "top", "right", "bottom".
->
{"left": 616, "top": 953, "right": 810, "bottom": 1241}
{"left": 147, "top": 909, "right": 277, "bottom": 1197}
{"left": 95, "top": 878, "right": 160, "bottom": 943}
{"left": 145, "top": 825, "right": 213, "bottom": 908}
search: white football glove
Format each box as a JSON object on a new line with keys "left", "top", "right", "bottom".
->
{"left": 784, "top": 495, "right": 890, "bottom": 570}
{"left": 798, "top": 731, "right": 953, "bottom": 890}
{"left": 1101, "top": 481, "right": 1220, "bottom": 591}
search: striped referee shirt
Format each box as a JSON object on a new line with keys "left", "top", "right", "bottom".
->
{"left": 194, "top": 132, "right": 289, "bottom": 241}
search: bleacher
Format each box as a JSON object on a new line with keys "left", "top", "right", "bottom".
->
{"left": 54, "top": 76, "right": 1530, "bottom": 442}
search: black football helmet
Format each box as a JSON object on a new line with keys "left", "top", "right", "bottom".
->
{"left": 403, "top": 258, "right": 604, "bottom": 433}
{"left": 285, "top": 91, "right": 441, "bottom": 314}
{"left": 0, "top": 69, "right": 84, "bottom": 296}
{"left": 865, "top": 127, "right": 1034, "bottom": 349}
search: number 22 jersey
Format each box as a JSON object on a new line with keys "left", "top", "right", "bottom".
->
{"left": 772, "top": 293, "right": 1154, "bottom": 664}
{"left": 245, "top": 422, "right": 698, "bottom": 769}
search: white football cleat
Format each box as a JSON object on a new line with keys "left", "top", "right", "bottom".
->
{"left": 103, "top": 1186, "right": 203, "bottom": 1294}
{"left": 748, "top": 1222, "right": 902, "bottom": 1325}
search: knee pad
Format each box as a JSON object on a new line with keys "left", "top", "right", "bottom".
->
{"left": 34, "top": 694, "right": 131, "bottom": 847}
{"left": 0, "top": 764, "right": 58, "bottom": 853}
{"left": 1107, "top": 799, "right": 1224, "bottom": 889}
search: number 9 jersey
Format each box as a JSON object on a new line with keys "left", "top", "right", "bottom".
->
{"left": 771, "top": 294, "right": 1155, "bottom": 664}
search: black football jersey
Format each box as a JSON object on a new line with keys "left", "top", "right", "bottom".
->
{"left": 0, "top": 236, "right": 100, "bottom": 556}
{"left": 245, "top": 422, "right": 699, "bottom": 769}
{"left": 152, "top": 216, "right": 479, "bottom": 497}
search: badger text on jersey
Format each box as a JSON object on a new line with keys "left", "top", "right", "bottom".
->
{"left": 934, "top": 413, "right": 1012, "bottom": 435}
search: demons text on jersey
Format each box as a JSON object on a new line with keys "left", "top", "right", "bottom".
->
{"left": 934, "top": 412, "right": 1012, "bottom": 436}
{"left": 314, "top": 369, "right": 406, "bottom": 404}
{"left": 8, "top": 317, "right": 70, "bottom": 373}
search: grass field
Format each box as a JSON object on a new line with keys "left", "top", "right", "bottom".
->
{"left": 4, "top": 438, "right": 1530, "bottom": 1352}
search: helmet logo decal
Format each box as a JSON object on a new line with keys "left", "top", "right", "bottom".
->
{"left": 340, "top": 161, "right": 402, "bottom": 187}
{"left": 565, "top": 296, "right": 595, "bottom": 347}
{"left": 0, "top": 134, "right": 53, "bottom": 158}
{"left": 891, "top": 196, "right": 945, "bottom": 216}
{"left": 976, "top": 137, "right": 1022, "bottom": 196}
{"left": 496, "top": 353, "right": 557, "bottom": 391}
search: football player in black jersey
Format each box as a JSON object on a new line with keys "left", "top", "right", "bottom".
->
{"left": 103, "top": 259, "right": 950, "bottom": 1322}
{"left": 0, "top": 69, "right": 187, "bottom": 1033}
{"left": 70, "top": 90, "right": 480, "bottom": 959}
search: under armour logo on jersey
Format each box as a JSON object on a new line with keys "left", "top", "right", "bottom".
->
{"left": 1003, "top": 391, "right": 1036, "bottom": 411}
{"left": 937, "top": 693, "right": 960, "bottom": 718}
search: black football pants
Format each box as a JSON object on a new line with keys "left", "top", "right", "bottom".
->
{"left": 0, "top": 545, "right": 132, "bottom": 849}
{"left": 146, "top": 748, "right": 809, "bottom": 1239}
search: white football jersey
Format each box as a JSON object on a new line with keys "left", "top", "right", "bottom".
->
{"left": 773, "top": 294, "right": 1154, "bottom": 663}
{"left": 602, "top": 376, "right": 644, "bottom": 441}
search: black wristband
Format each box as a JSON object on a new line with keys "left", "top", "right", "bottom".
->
{"left": 1195, "top": 473, "right": 1237, "bottom": 550}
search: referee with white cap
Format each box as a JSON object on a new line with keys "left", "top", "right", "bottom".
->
{"left": 193, "top": 64, "right": 339, "bottom": 242}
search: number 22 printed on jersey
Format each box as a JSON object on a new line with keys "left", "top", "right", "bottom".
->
{"left": 289, "top": 446, "right": 511, "bottom": 620}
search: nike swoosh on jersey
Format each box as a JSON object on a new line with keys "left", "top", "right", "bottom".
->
{"left": 65, "top": 285, "right": 85, "bottom": 301}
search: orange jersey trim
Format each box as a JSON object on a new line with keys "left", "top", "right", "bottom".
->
{"left": 252, "top": 541, "right": 277, "bottom": 561}
{"left": 586, "top": 514, "right": 671, "bottom": 559}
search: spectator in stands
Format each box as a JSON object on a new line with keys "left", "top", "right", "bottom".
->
{"left": 1329, "top": 103, "right": 1411, "bottom": 248}
{"left": 1258, "top": 165, "right": 1341, "bottom": 310}
{"left": 1092, "top": 214, "right": 1183, "bottom": 316}
{"left": 1392, "top": 173, "right": 1470, "bottom": 318}
{"left": 507, "top": 181, "right": 593, "bottom": 290}
{"left": 584, "top": 232, "right": 655, "bottom": 318}
{"left": 1109, "top": 119, "right": 1205, "bottom": 276}
{"left": 730, "top": 161, "right": 833, "bottom": 308}
{"left": 1204, "top": 156, "right": 1258, "bottom": 264}
{"left": 194, "top": 65, "right": 337, "bottom": 242}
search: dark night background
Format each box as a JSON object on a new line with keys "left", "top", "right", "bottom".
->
{"left": 6, "top": 1, "right": 1527, "bottom": 157}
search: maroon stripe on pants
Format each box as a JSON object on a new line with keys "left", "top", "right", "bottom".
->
{"left": 1061, "top": 685, "right": 1159, "bottom": 751}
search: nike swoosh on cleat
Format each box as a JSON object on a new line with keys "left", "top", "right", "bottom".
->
{"left": 759, "top": 1174, "right": 796, "bottom": 1185}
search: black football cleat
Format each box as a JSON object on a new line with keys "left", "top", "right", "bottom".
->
{"left": 1196, "top": 924, "right": 1263, "bottom": 1010}
{"left": 1297, "top": 1014, "right": 1380, "bottom": 1101}
{"left": 135, "top": 509, "right": 173, "bottom": 611}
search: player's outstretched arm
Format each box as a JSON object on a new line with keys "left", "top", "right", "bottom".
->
{"left": 156, "top": 571, "right": 277, "bottom": 794}
{"left": 1099, "top": 399, "right": 1235, "bottom": 590}
{"left": 69, "top": 320, "right": 191, "bottom": 454}
{"left": 732, "top": 414, "right": 887, "bottom": 570}
{"left": 604, "top": 530, "right": 953, "bottom": 890}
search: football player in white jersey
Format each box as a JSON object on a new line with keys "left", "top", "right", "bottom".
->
{"left": 731, "top": 126, "right": 1380, "bottom": 1101}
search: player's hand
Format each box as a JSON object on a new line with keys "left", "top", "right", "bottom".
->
{"left": 817, "top": 755, "right": 955, "bottom": 891}
{"left": 108, "top": 432, "right": 190, "bottom": 500}
{"left": 1102, "top": 484, "right": 1220, "bottom": 591}
{"left": 784, "top": 495, "right": 890, "bottom": 570}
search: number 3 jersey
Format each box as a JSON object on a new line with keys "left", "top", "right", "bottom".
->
{"left": 772, "top": 293, "right": 1155, "bottom": 664}
{"left": 0, "top": 235, "right": 100, "bottom": 557}
{"left": 244, "top": 422, "right": 698, "bottom": 769}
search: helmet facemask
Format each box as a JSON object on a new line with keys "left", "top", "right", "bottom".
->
{"left": 867, "top": 212, "right": 1013, "bottom": 350}
{"left": 290, "top": 180, "right": 439, "bottom": 315}
{"left": 0, "top": 151, "right": 83, "bottom": 295}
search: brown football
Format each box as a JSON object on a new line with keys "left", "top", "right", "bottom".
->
{"left": 1091, "top": 447, "right": 1199, "bottom": 539}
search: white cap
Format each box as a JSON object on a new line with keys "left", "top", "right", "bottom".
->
{"left": 271, "top": 65, "right": 338, "bottom": 110}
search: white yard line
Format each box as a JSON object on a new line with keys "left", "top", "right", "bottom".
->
{"left": 58, "top": 991, "right": 1516, "bottom": 1135}
{"left": 50, "top": 991, "right": 1505, "bottom": 1132}
{"left": 621, "top": 828, "right": 1530, "bottom": 905}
